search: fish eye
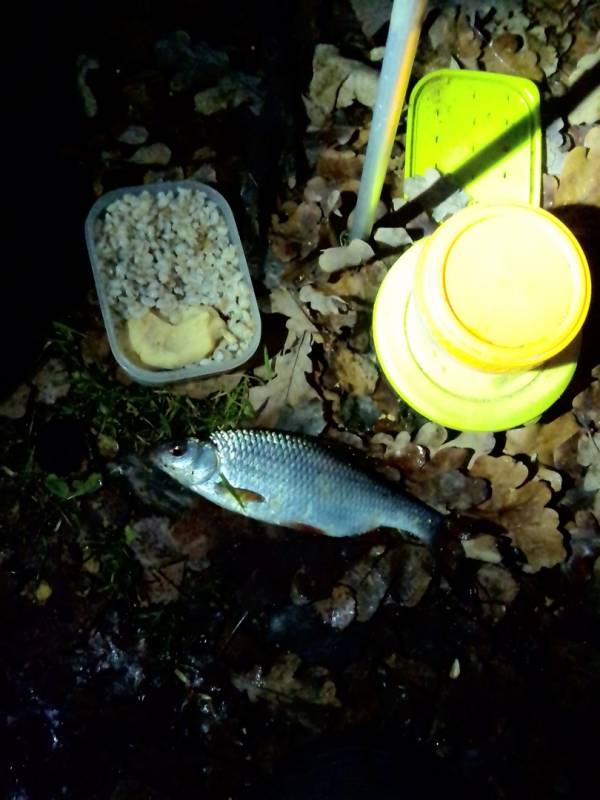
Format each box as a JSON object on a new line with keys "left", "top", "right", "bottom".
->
{"left": 170, "top": 443, "right": 187, "bottom": 457}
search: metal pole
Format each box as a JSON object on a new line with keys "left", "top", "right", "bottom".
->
{"left": 350, "top": 0, "right": 427, "bottom": 241}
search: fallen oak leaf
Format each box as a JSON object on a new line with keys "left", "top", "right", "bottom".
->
{"left": 504, "top": 411, "right": 581, "bottom": 468}
{"left": 426, "top": 7, "right": 482, "bottom": 70}
{"left": 129, "top": 142, "right": 172, "bottom": 165}
{"left": 543, "top": 174, "right": 559, "bottom": 209}
{"left": 476, "top": 564, "right": 520, "bottom": 622}
{"left": 462, "top": 534, "right": 503, "bottom": 565}
{"left": 303, "top": 176, "right": 342, "bottom": 217}
{"left": 415, "top": 422, "right": 447, "bottom": 453}
{"left": 329, "top": 344, "right": 379, "bottom": 396}
{"left": 304, "top": 44, "right": 378, "bottom": 128}
{"left": 327, "top": 260, "right": 388, "bottom": 302}
{"left": 0, "top": 384, "right": 31, "bottom": 419}
{"left": 373, "top": 226, "right": 413, "bottom": 247}
{"left": 564, "top": 510, "right": 600, "bottom": 573}
{"left": 298, "top": 284, "right": 355, "bottom": 320}
{"left": 470, "top": 455, "right": 566, "bottom": 572}
{"left": 319, "top": 238, "right": 374, "bottom": 273}
{"left": 249, "top": 331, "right": 323, "bottom": 429}
{"left": 315, "top": 148, "right": 364, "bottom": 184}
{"left": 270, "top": 201, "right": 323, "bottom": 262}
{"left": 482, "top": 32, "right": 544, "bottom": 81}
{"left": 534, "top": 466, "right": 563, "bottom": 493}
{"left": 406, "top": 448, "right": 489, "bottom": 514}
{"left": 566, "top": 52, "right": 600, "bottom": 125}
{"left": 232, "top": 653, "right": 341, "bottom": 708}
{"left": 437, "top": 431, "right": 496, "bottom": 470}
{"left": 572, "top": 365, "right": 600, "bottom": 426}
{"left": 577, "top": 433, "right": 600, "bottom": 493}
{"left": 269, "top": 286, "right": 319, "bottom": 338}
{"left": 314, "top": 585, "right": 357, "bottom": 630}
{"left": 555, "top": 141, "right": 600, "bottom": 207}
{"left": 33, "top": 359, "right": 71, "bottom": 405}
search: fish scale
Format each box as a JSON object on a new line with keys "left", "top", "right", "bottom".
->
{"left": 152, "top": 429, "right": 443, "bottom": 544}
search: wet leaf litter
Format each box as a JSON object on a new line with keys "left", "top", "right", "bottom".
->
{"left": 2, "top": 1, "right": 600, "bottom": 798}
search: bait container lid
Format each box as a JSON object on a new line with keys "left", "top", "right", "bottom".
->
{"left": 414, "top": 204, "right": 591, "bottom": 372}
{"left": 372, "top": 205, "right": 591, "bottom": 431}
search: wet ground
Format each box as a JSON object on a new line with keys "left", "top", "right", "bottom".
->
{"left": 2, "top": 2, "right": 600, "bottom": 798}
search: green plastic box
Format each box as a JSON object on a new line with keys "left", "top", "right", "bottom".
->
{"left": 405, "top": 69, "right": 542, "bottom": 205}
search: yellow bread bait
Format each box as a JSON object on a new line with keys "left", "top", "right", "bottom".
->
{"left": 127, "top": 305, "right": 226, "bottom": 369}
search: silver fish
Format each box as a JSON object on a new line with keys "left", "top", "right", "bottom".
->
{"left": 151, "top": 429, "right": 443, "bottom": 544}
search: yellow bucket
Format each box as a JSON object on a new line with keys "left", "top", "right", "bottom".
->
{"left": 372, "top": 204, "right": 591, "bottom": 431}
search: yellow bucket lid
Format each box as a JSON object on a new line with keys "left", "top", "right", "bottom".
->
{"left": 414, "top": 204, "right": 591, "bottom": 372}
{"left": 372, "top": 220, "right": 588, "bottom": 431}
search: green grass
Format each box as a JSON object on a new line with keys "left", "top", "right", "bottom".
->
{"left": 50, "top": 322, "right": 254, "bottom": 450}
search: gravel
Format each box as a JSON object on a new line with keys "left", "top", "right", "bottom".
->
{"left": 94, "top": 187, "right": 256, "bottom": 363}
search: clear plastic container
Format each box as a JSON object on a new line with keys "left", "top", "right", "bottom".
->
{"left": 84, "top": 180, "right": 261, "bottom": 385}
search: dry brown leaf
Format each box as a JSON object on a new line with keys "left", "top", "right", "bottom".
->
{"left": 415, "top": 422, "right": 447, "bottom": 453}
{"left": 373, "top": 227, "right": 413, "bottom": 247}
{"left": 303, "top": 176, "right": 341, "bottom": 217}
{"left": 314, "top": 585, "right": 357, "bottom": 630}
{"left": 407, "top": 449, "right": 489, "bottom": 513}
{"left": 534, "top": 466, "right": 563, "bottom": 493}
{"left": 482, "top": 33, "right": 544, "bottom": 81}
{"left": 350, "top": 0, "right": 392, "bottom": 38}
{"left": 269, "top": 287, "right": 318, "bottom": 338}
{"left": 391, "top": 544, "right": 433, "bottom": 608}
{"left": 543, "top": 173, "right": 559, "bottom": 209}
{"left": 81, "top": 328, "right": 111, "bottom": 366}
{"left": 470, "top": 455, "right": 566, "bottom": 572}
{"left": 504, "top": 412, "right": 581, "bottom": 467}
{"left": 370, "top": 431, "right": 412, "bottom": 460}
{"left": 338, "top": 545, "right": 391, "bottom": 622}
{"left": 33, "top": 359, "right": 71, "bottom": 405}
{"left": 269, "top": 201, "right": 323, "bottom": 262}
{"left": 565, "top": 510, "right": 600, "bottom": 569}
{"left": 304, "top": 44, "right": 378, "bottom": 127}
{"left": 462, "top": 534, "right": 502, "bottom": 564}
{"left": 566, "top": 52, "right": 600, "bottom": 125}
{"left": 0, "top": 384, "right": 31, "bottom": 419}
{"left": 476, "top": 564, "right": 520, "bottom": 621}
{"left": 232, "top": 654, "right": 340, "bottom": 708}
{"left": 319, "top": 239, "right": 374, "bottom": 273}
{"left": 573, "top": 366, "right": 600, "bottom": 426}
{"left": 555, "top": 144, "right": 600, "bottom": 207}
{"left": 426, "top": 8, "right": 482, "bottom": 70}
{"left": 577, "top": 433, "right": 600, "bottom": 492}
{"left": 330, "top": 345, "right": 379, "bottom": 396}
{"left": 249, "top": 331, "right": 322, "bottom": 428}
{"left": 316, "top": 148, "right": 364, "bottom": 184}
{"left": 298, "top": 285, "right": 348, "bottom": 315}
{"left": 327, "top": 261, "right": 388, "bottom": 302}
{"left": 585, "top": 126, "right": 600, "bottom": 155}
{"left": 298, "top": 285, "right": 358, "bottom": 333}
{"left": 437, "top": 431, "right": 496, "bottom": 470}
{"left": 130, "top": 142, "right": 172, "bottom": 165}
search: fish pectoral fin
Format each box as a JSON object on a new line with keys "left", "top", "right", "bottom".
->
{"left": 216, "top": 476, "right": 265, "bottom": 509}
{"left": 288, "top": 522, "right": 329, "bottom": 537}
